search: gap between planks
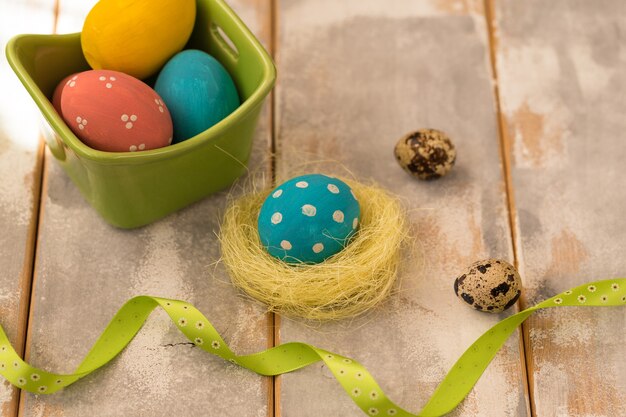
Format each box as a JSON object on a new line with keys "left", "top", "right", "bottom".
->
{"left": 483, "top": 1, "right": 535, "bottom": 416}
{"left": 13, "top": 3, "right": 58, "bottom": 416}
{"left": 16, "top": 149, "right": 49, "bottom": 417}
{"left": 270, "top": 0, "right": 280, "bottom": 416}
{"left": 8, "top": 138, "right": 46, "bottom": 417}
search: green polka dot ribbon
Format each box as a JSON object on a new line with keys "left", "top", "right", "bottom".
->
{"left": 0, "top": 279, "right": 624, "bottom": 416}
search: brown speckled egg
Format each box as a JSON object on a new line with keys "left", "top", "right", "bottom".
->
{"left": 394, "top": 129, "right": 456, "bottom": 180}
{"left": 454, "top": 259, "right": 521, "bottom": 313}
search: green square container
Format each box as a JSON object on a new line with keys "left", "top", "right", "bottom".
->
{"left": 6, "top": 0, "right": 275, "bottom": 228}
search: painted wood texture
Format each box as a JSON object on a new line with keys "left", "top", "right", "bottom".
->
{"left": 0, "top": 1, "right": 55, "bottom": 415}
{"left": 18, "top": 1, "right": 273, "bottom": 416}
{"left": 2, "top": 0, "right": 625, "bottom": 416}
{"left": 493, "top": 1, "right": 626, "bottom": 416}
{"left": 274, "top": 1, "right": 529, "bottom": 415}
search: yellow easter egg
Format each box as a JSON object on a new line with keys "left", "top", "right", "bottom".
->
{"left": 81, "top": 0, "right": 196, "bottom": 80}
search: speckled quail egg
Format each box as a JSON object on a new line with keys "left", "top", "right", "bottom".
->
{"left": 394, "top": 129, "right": 456, "bottom": 180}
{"left": 454, "top": 259, "right": 522, "bottom": 313}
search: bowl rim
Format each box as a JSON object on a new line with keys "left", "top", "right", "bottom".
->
{"left": 5, "top": 0, "right": 276, "bottom": 166}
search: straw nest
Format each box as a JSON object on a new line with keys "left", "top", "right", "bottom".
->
{"left": 219, "top": 178, "right": 408, "bottom": 321}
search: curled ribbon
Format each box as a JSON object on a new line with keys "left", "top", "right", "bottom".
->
{"left": 0, "top": 279, "right": 624, "bottom": 416}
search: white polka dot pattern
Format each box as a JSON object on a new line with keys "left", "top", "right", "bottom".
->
{"left": 75, "top": 116, "right": 88, "bottom": 130}
{"left": 271, "top": 212, "right": 282, "bottom": 224}
{"left": 0, "top": 279, "right": 621, "bottom": 405}
{"left": 122, "top": 114, "right": 138, "bottom": 129}
{"left": 58, "top": 70, "right": 173, "bottom": 152}
{"left": 302, "top": 204, "right": 317, "bottom": 217}
{"left": 257, "top": 174, "right": 361, "bottom": 263}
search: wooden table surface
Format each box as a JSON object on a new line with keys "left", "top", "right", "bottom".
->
{"left": 0, "top": 0, "right": 624, "bottom": 416}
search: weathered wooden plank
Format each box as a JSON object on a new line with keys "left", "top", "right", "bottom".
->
{"left": 19, "top": 1, "right": 274, "bottom": 416}
{"left": 0, "top": 1, "right": 56, "bottom": 416}
{"left": 275, "top": 1, "right": 529, "bottom": 416}
{"left": 492, "top": 1, "right": 626, "bottom": 416}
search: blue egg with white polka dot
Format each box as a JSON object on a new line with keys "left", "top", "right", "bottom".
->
{"left": 257, "top": 174, "right": 361, "bottom": 264}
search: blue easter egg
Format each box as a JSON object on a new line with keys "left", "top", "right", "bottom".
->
{"left": 257, "top": 174, "right": 361, "bottom": 264}
{"left": 154, "top": 49, "right": 240, "bottom": 143}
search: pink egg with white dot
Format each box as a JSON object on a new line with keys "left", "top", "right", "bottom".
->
{"left": 52, "top": 73, "right": 79, "bottom": 117}
{"left": 57, "top": 70, "right": 173, "bottom": 152}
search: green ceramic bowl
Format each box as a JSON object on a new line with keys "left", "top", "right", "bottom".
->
{"left": 6, "top": 0, "right": 275, "bottom": 228}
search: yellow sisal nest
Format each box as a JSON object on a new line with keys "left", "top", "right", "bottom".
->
{"left": 219, "top": 178, "right": 408, "bottom": 321}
